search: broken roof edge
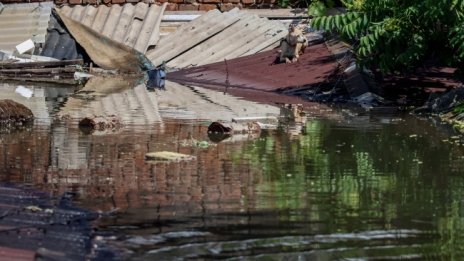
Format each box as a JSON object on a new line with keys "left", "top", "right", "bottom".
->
{"left": 55, "top": 7, "right": 155, "bottom": 73}
{"left": 0, "top": 2, "right": 54, "bottom": 52}
{"left": 57, "top": 2, "right": 167, "bottom": 54}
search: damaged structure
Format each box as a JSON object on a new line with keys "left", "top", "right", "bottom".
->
{"left": 0, "top": 0, "right": 460, "bottom": 135}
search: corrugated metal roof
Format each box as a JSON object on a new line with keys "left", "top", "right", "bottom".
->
{"left": 58, "top": 3, "right": 166, "bottom": 54}
{"left": 0, "top": 2, "right": 53, "bottom": 52}
{"left": 41, "top": 10, "right": 89, "bottom": 61}
{"left": 146, "top": 9, "right": 287, "bottom": 69}
{"left": 168, "top": 41, "right": 339, "bottom": 92}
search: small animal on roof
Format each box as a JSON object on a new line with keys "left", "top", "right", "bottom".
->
{"left": 278, "top": 25, "right": 308, "bottom": 63}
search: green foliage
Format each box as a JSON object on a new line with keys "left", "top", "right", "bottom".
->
{"left": 308, "top": 0, "right": 327, "bottom": 17}
{"left": 453, "top": 103, "right": 464, "bottom": 115}
{"left": 311, "top": 0, "right": 464, "bottom": 74}
{"left": 278, "top": 0, "right": 310, "bottom": 8}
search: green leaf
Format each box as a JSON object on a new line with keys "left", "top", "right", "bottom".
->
{"left": 335, "top": 14, "right": 341, "bottom": 29}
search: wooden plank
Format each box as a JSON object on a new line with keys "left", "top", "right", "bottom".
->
{"left": 147, "top": 9, "right": 240, "bottom": 66}
{"left": 0, "top": 60, "right": 83, "bottom": 69}
{"left": 0, "top": 67, "right": 76, "bottom": 74}
{"left": 0, "top": 76, "right": 77, "bottom": 84}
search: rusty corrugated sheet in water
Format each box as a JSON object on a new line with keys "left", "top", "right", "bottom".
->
{"left": 168, "top": 41, "right": 339, "bottom": 93}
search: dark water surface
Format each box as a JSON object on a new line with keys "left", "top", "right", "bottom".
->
{"left": 2, "top": 86, "right": 464, "bottom": 259}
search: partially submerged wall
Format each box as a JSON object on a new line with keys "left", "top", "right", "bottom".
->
{"left": 1, "top": 0, "right": 276, "bottom": 11}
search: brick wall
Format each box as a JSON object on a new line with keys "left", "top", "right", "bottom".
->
{"left": 2, "top": 0, "right": 278, "bottom": 11}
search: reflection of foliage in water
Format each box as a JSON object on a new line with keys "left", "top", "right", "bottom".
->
{"left": 229, "top": 118, "right": 464, "bottom": 258}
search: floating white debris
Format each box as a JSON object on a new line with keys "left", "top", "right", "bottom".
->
{"left": 15, "top": 39, "right": 35, "bottom": 54}
{"left": 15, "top": 86, "right": 33, "bottom": 98}
{"left": 145, "top": 151, "right": 196, "bottom": 162}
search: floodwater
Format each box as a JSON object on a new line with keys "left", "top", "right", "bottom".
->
{"left": 2, "top": 81, "right": 464, "bottom": 260}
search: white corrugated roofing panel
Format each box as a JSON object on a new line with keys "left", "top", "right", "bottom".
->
{"left": 59, "top": 3, "right": 166, "bottom": 54}
{"left": 146, "top": 8, "right": 287, "bottom": 69}
{"left": 0, "top": 2, "right": 53, "bottom": 52}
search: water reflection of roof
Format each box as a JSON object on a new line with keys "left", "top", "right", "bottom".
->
{"left": 0, "top": 82, "right": 75, "bottom": 125}
{"left": 158, "top": 81, "right": 281, "bottom": 121}
{"left": 58, "top": 76, "right": 162, "bottom": 126}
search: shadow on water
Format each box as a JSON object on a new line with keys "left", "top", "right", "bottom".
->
{"left": 1, "top": 80, "right": 464, "bottom": 259}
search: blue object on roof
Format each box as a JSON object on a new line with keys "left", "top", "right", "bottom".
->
{"left": 147, "top": 67, "right": 166, "bottom": 90}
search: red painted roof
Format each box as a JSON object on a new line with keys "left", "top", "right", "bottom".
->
{"left": 168, "top": 41, "right": 339, "bottom": 93}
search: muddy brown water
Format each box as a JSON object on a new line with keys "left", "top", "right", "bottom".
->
{"left": 2, "top": 81, "right": 464, "bottom": 260}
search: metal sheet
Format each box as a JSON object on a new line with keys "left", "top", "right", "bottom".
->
{"left": 168, "top": 42, "right": 339, "bottom": 93}
{"left": 0, "top": 2, "right": 53, "bottom": 52}
{"left": 147, "top": 9, "right": 286, "bottom": 69}
{"left": 58, "top": 3, "right": 166, "bottom": 54}
{"left": 41, "top": 11, "right": 89, "bottom": 61}
{"left": 56, "top": 9, "right": 154, "bottom": 72}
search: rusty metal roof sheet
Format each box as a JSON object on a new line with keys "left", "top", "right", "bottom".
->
{"left": 146, "top": 9, "right": 287, "bottom": 69}
{"left": 58, "top": 3, "right": 166, "bottom": 54}
{"left": 0, "top": 2, "right": 53, "bottom": 52}
{"left": 168, "top": 41, "right": 339, "bottom": 93}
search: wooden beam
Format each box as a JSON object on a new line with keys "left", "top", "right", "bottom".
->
{"left": 0, "top": 59, "right": 84, "bottom": 69}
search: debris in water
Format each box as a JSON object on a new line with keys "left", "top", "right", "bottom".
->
{"left": 180, "top": 138, "right": 214, "bottom": 149}
{"left": 0, "top": 99, "right": 34, "bottom": 126}
{"left": 15, "top": 86, "right": 33, "bottom": 98}
{"left": 145, "top": 151, "right": 196, "bottom": 162}
{"left": 208, "top": 121, "right": 261, "bottom": 134}
{"left": 78, "top": 115, "right": 122, "bottom": 133}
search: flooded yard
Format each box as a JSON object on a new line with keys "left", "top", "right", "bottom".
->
{"left": 2, "top": 81, "right": 464, "bottom": 260}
